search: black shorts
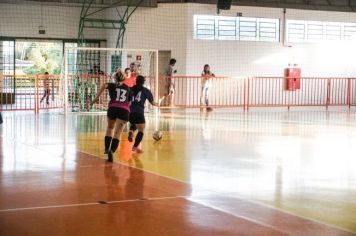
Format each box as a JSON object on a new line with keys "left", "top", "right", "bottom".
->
{"left": 129, "top": 112, "right": 145, "bottom": 124}
{"left": 107, "top": 107, "right": 129, "bottom": 121}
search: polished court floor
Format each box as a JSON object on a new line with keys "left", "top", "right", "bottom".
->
{"left": 0, "top": 110, "right": 356, "bottom": 235}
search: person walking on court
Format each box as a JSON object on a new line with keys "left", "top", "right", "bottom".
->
{"left": 201, "top": 64, "right": 214, "bottom": 112}
{"left": 40, "top": 72, "right": 51, "bottom": 106}
{"left": 91, "top": 69, "right": 133, "bottom": 162}
{"left": 159, "top": 58, "right": 177, "bottom": 107}
{"left": 128, "top": 75, "right": 159, "bottom": 153}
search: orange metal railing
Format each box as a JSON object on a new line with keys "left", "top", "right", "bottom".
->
{"left": 2, "top": 74, "right": 356, "bottom": 112}
{"left": 156, "top": 76, "right": 356, "bottom": 110}
{"left": 0, "top": 74, "right": 61, "bottom": 112}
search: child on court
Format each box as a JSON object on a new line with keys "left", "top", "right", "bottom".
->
{"left": 91, "top": 69, "right": 133, "bottom": 162}
{"left": 128, "top": 75, "right": 158, "bottom": 153}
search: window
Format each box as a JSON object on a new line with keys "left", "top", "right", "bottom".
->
{"left": 195, "top": 15, "right": 215, "bottom": 40}
{"left": 1, "top": 40, "right": 15, "bottom": 75}
{"left": 0, "top": 40, "right": 15, "bottom": 94}
{"left": 325, "top": 22, "right": 342, "bottom": 40}
{"left": 218, "top": 16, "right": 236, "bottom": 40}
{"left": 344, "top": 23, "right": 356, "bottom": 40}
{"left": 287, "top": 19, "right": 356, "bottom": 42}
{"left": 239, "top": 17, "right": 257, "bottom": 41}
{"left": 307, "top": 21, "right": 323, "bottom": 41}
{"left": 259, "top": 18, "right": 280, "bottom": 42}
{"left": 194, "top": 15, "right": 280, "bottom": 42}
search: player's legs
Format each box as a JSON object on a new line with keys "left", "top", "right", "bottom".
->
{"left": 204, "top": 84, "right": 212, "bottom": 111}
{"left": 40, "top": 89, "right": 47, "bottom": 103}
{"left": 113, "top": 118, "right": 126, "bottom": 140}
{"left": 45, "top": 89, "right": 50, "bottom": 105}
{"left": 128, "top": 123, "right": 136, "bottom": 142}
{"left": 106, "top": 118, "right": 126, "bottom": 162}
{"left": 204, "top": 87, "right": 209, "bottom": 106}
{"left": 130, "top": 113, "right": 146, "bottom": 153}
{"left": 169, "top": 86, "right": 175, "bottom": 107}
{"left": 132, "top": 123, "right": 145, "bottom": 153}
{"left": 160, "top": 78, "right": 173, "bottom": 106}
{"left": 105, "top": 107, "right": 129, "bottom": 162}
{"left": 128, "top": 113, "right": 138, "bottom": 142}
{"left": 104, "top": 116, "right": 116, "bottom": 155}
{"left": 200, "top": 86, "right": 205, "bottom": 106}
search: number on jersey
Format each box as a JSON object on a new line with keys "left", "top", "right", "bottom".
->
{"left": 115, "top": 88, "right": 127, "bottom": 102}
{"left": 134, "top": 91, "right": 142, "bottom": 102}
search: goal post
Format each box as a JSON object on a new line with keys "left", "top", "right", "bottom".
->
{"left": 61, "top": 47, "right": 159, "bottom": 113}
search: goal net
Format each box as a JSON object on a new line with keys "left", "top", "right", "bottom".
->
{"left": 61, "top": 47, "right": 158, "bottom": 113}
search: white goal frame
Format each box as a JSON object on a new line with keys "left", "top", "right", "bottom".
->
{"left": 62, "top": 47, "right": 159, "bottom": 114}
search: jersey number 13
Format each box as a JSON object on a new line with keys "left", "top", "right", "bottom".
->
{"left": 115, "top": 88, "right": 127, "bottom": 102}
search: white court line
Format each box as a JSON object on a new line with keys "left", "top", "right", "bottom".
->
{"left": 0, "top": 195, "right": 186, "bottom": 213}
{"left": 187, "top": 198, "right": 289, "bottom": 235}
{"left": 79, "top": 151, "right": 356, "bottom": 235}
{"left": 226, "top": 195, "right": 356, "bottom": 235}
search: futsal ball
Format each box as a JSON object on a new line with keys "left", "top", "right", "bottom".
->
{"left": 153, "top": 131, "right": 163, "bottom": 141}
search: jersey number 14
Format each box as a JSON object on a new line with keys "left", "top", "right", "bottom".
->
{"left": 134, "top": 91, "right": 142, "bottom": 102}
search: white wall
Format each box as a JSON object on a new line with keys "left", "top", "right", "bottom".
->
{"left": 107, "top": 3, "right": 356, "bottom": 77}
{"left": 2, "top": 2, "right": 356, "bottom": 77}
{"left": 105, "top": 4, "right": 188, "bottom": 75}
{"left": 186, "top": 4, "right": 356, "bottom": 77}
{"left": 0, "top": 3, "right": 105, "bottom": 40}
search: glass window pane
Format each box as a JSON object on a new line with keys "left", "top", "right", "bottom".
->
{"left": 194, "top": 14, "right": 279, "bottom": 42}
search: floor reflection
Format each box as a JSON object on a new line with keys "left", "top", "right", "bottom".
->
{"left": 1, "top": 110, "right": 356, "bottom": 232}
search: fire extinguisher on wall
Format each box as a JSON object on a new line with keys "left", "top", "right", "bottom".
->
{"left": 285, "top": 63, "right": 301, "bottom": 90}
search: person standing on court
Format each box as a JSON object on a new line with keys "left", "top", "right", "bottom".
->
{"left": 160, "top": 58, "right": 177, "bottom": 107}
{"left": 91, "top": 69, "right": 132, "bottom": 162}
{"left": 201, "top": 64, "right": 214, "bottom": 112}
{"left": 40, "top": 72, "right": 51, "bottom": 106}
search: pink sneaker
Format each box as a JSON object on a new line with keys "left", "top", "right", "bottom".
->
{"left": 132, "top": 146, "right": 144, "bottom": 153}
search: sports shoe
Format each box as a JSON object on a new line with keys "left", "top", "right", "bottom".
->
{"left": 132, "top": 146, "right": 144, "bottom": 153}
{"left": 128, "top": 131, "right": 134, "bottom": 142}
{"left": 107, "top": 151, "right": 113, "bottom": 162}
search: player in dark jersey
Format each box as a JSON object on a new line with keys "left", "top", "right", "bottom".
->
{"left": 91, "top": 69, "right": 133, "bottom": 162}
{"left": 128, "top": 75, "right": 158, "bottom": 153}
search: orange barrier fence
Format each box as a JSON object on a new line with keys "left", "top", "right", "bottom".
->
{"left": 2, "top": 74, "right": 356, "bottom": 112}
{"left": 155, "top": 76, "right": 356, "bottom": 109}
{"left": 149, "top": 76, "right": 245, "bottom": 108}
{"left": 0, "top": 74, "right": 62, "bottom": 112}
{"left": 246, "top": 77, "right": 355, "bottom": 109}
